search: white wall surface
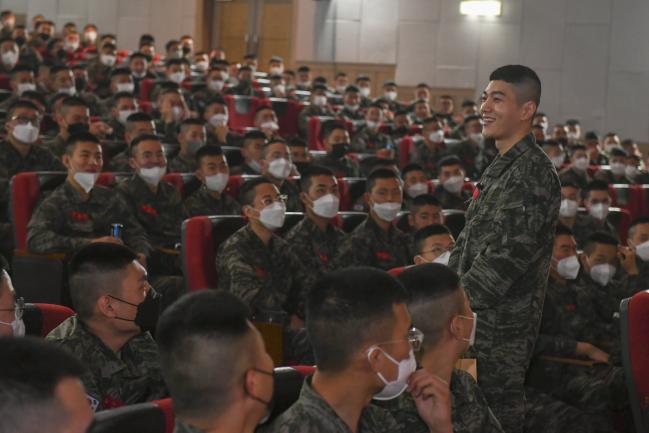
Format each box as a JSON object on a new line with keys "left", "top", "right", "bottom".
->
{"left": 295, "top": 0, "right": 649, "bottom": 142}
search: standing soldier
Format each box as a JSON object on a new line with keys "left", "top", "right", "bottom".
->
{"left": 449, "top": 65, "right": 560, "bottom": 433}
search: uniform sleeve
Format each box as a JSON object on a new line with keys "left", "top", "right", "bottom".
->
{"left": 330, "top": 234, "right": 374, "bottom": 270}
{"left": 216, "top": 245, "right": 265, "bottom": 305}
{"left": 448, "top": 227, "right": 466, "bottom": 273}
{"left": 26, "top": 196, "right": 91, "bottom": 254}
{"left": 286, "top": 251, "right": 313, "bottom": 318}
{"left": 533, "top": 334, "right": 578, "bottom": 357}
{"left": 460, "top": 181, "right": 558, "bottom": 310}
{"left": 112, "top": 194, "right": 153, "bottom": 256}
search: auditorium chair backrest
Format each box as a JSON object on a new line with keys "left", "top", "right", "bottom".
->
{"left": 23, "top": 303, "right": 75, "bottom": 337}
{"left": 161, "top": 173, "right": 200, "bottom": 198}
{"left": 268, "top": 98, "right": 303, "bottom": 138}
{"left": 307, "top": 116, "right": 335, "bottom": 150}
{"left": 224, "top": 95, "right": 261, "bottom": 132}
{"left": 442, "top": 209, "right": 467, "bottom": 240}
{"left": 333, "top": 211, "right": 367, "bottom": 233}
{"left": 138, "top": 78, "right": 156, "bottom": 101}
{"left": 88, "top": 402, "right": 166, "bottom": 433}
{"left": 152, "top": 399, "right": 175, "bottom": 433}
{"left": 620, "top": 290, "right": 649, "bottom": 433}
{"left": 577, "top": 207, "right": 632, "bottom": 244}
{"left": 269, "top": 366, "right": 315, "bottom": 422}
{"left": 399, "top": 136, "right": 414, "bottom": 168}
{"left": 338, "top": 177, "right": 366, "bottom": 212}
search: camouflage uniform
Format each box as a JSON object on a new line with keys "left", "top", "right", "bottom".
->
{"left": 351, "top": 126, "right": 395, "bottom": 154}
{"left": 451, "top": 139, "right": 481, "bottom": 180}
{"left": 572, "top": 214, "right": 618, "bottom": 249}
{"left": 594, "top": 170, "right": 628, "bottom": 185}
{"left": 331, "top": 216, "right": 411, "bottom": 271}
{"left": 433, "top": 184, "right": 471, "bottom": 211}
{"left": 313, "top": 154, "right": 361, "bottom": 178}
{"left": 263, "top": 377, "right": 401, "bottom": 433}
{"left": 184, "top": 186, "right": 242, "bottom": 217}
{"left": 167, "top": 153, "right": 197, "bottom": 173}
{"left": 377, "top": 369, "right": 504, "bottom": 433}
{"left": 523, "top": 387, "right": 593, "bottom": 433}
{"left": 105, "top": 149, "right": 133, "bottom": 172}
{"left": 410, "top": 139, "right": 451, "bottom": 178}
{"left": 573, "top": 273, "right": 621, "bottom": 353}
{"left": 448, "top": 134, "right": 561, "bottom": 433}
{"left": 283, "top": 217, "right": 347, "bottom": 277}
{"left": 558, "top": 167, "right": 592, "bottom": 191}
{"left": 338, "top": 107, "right": 364, "bottom": 121}
{"left": 46, "top": 316, "right": 167, "bottom": 411}
{"left": 297, "top": 105, "right": 335, "bottom": 137}
{"left": 216, "top": 225, "right": 312, "bottom": 319}
{"left": 44, "top": 134, "right": 68, "bottom": 159}
{"left": 276, "top": 179, "right": 303, "bottom": 213}
{"left": 26, "top": 181, "right": 151, "bottom": 255}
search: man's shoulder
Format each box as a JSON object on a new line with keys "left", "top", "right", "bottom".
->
{"left": 46, "top": 316, "right": 96, "bottom": 353}
{"left": 219, "top": 226, "right": 251, "bottom": 252}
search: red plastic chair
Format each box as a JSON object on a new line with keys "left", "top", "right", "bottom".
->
{"left": 23, "top": 303, "right": 75, "bottom": 337}
{"left": 620, "top": 290, "right": 649, "bottom": 433}
{"left": 223, "top": 95, "right": 260, "bottom": 132}
{"left": 399, "top": 136, "right": 414, "bottom": 168}
{"left": 388, "top": 266, "right": 409, "bottom": 277}
{"left": 139, "top": 78, "right": 156, "bottom": 101}
{"left": 152, "top": 399, "right": 175, "bottom": 433}
{"left": 0, "top": 75, "right": 10, "bottom": 90}
{"left": 139, "top": 100, "right": 153, "bottom": 114}
{"left": 269, "top": 98, "right": 302, "bottom": 138}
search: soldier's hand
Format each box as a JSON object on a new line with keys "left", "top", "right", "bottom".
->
{"left": 576, "top": 341, "right": 610, "bottom": 364}
{"left": 408, "top": 370, "right": 453, "bottom": 433}
{"left": 618, "top": 246, "right": 639, "bottom": 276}
{"left": 89, "top": 121, "right": 114, "bottom": 138}
{"left": 213, "top": 124, "right": 229, "bottom": 142}
{"left": 288, "top": 314, "right": 304, "bottom": 330}
{"left": 91, "top": 236, "right": 122, "bottom": 245}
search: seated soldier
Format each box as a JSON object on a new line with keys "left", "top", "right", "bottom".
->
{"left": 584, "top": 132, "right": 608, "bottom": 166}
{"left": 412, "top": 224, "right": 455, "bottom": 266}
{"left": 232, "top": 130, "right": 267, "bottom": 175}
{"left": 27, "top": 132, "right": 151, "bottom": 260}
{"left": 265, "top": 267, "right": 453, "bottom": 433}
{"left": 450, "top": 114, "right": 483, "bottom": 179}
{"left": 594, "top": 148, "right": 629, "bottom": 184}
{"left": 559, "top": 144, "right": 592, "bottom": 191}
{"left": 46, "top": 64, "right": 102, "bottom": 115}
{"left": 407, "top": 194, "right": 444, "bottom": 233}
{"left": 202, "top": 96, "right": 242, "bottom": 147}
{"left": 224, "top": 65, "right": 265, "bottom": 98}
{"left": 192, "top": 66, "right": 229, "bottom": 112}
{"left": 216, "top": 178, "right": 313, "bottom": 361}
{"left": 284, "top": 166, "right": 347, "bottom": 277}
{"left": 557, "top": 181, "right": 581, "bottom": 230}
{"left": 298, "top": 83, "right": 335, "bottom": 137}
{"left": 0, "top": 256, "right": 24, "bottom": 337}
{"left": 410, "top": 98, "right": 433, "bottom": 125}
{"left": 401, "top": 163, "right": 430, "bottom": 209}
{"left": 104, "top": 91, "right": 139, "bottom": 142}
{"left": 338, "top": 85, "right": 364, "bottom": 121}
{"left": 351, "top": 103, "right": 395, "bottom": 158}
{"left": 572, "top": 180, "right": 617, "bottom": 247}
{"left": 105, "top": 112, "right": 157, "bottom": 172}
{"left": 332, "top": 168, "right": 411, "bottom": 270}
{"left": 154, "top": 87, "right": 190, "bottom": 144}
{"left": 434, "top": 156, "right": 471, "bottom": 211}
{"left": 288, "top": 137, "right": 312, "bottom": 175}
{"left": 168, "top": 118, "right": 207, "bottom": 173}
{"left": 0, "top": 337, "right": 93, "bottom": 433}
{"left": 185, "top": 145, "right": 241, "bottom": 217}
{"left": 389, "top": 109, "right": 413, "bottom": 141}
{"left": 542, "top": 139, "right": 567, "bottom": 170}
{"left": 157, "top": 290, "right": 275, "bottom": 433}
{"left": 0, "top": 63, "right": 37, "bottom": 111}
{"left": 99, "top": 67, "right": 136, "bottom": 112}
{"left": 411, "top": 116, "right": 450, "bottom": 178}
{"left": 260, "top": 138, "right": 302, "bottom": 212}
{"left": 626, "top": 217, "right": 649, "bottom": 292}
{"left": 254, "top": 106, "right": 281, "bottom": 140}
{"left": 313, "top": 119, "right": 361, "bottom": 178}
{"left": 46, "top": 243, "right": 167, "bottom": 411}
{"left": 116, "top": 134, "right": 188, "bottom": 275}
{"left": 391, "top": 264, "right": 593, "bottom": 433}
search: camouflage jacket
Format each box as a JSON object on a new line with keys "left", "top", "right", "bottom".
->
{"left": 433, "top": 184, "right": 471, "bottom": 211}
{"left": 410, "top": 139, "right": 452, "bottom": 178}
{"left": 44, "top": 134, "right": 67, "bottom": 159}
{"left": 313, "top": 154, "right": 361, "bottom": 178}
{"left": 184, "top": 186, "right": 242, "bottom": 217}
{"left": 264, "top": 377, "right": 401, "bottom": 433}
{"left": 0, "top": 139, "right": 64, "bottom": 176}
{"left": 377, "top": 369, "right": 504, "bottom": 433}
{"left": 276, "top": 178, "right": 303, "bottom": 212}
{"left": 449, "top": 134, "right": 560, "bottom": 359}
{"left": 105, "top": 149, "right": 133, "bottom": 173}
{"left": 572, "top": 213, "right": 618, "bottom": 249}
{"left": 331, "top": 216, "right": 411, "bottom": 271}
{"left": 283, "top": 217, "right": 348, "bottom": 277}
{"left": 116, "top": 174, "right": 188, "bottom": 248}
{"left": 351, "top": 126, "right": 395, "bottom": 153}
{"left": 173, "top": 420, "right": 204, "bottom": 433}
{"left": 558, "top": 167, "right": 592, "bottom": 192}
{"left": 573, "top": 273, "right": 621, "bottom": 351}
{"left": 46, "top": 316, "right": 167, "bottom": 411}
{"left": 216, "top": 225, "right": 312, "bottom": 318}
{"left": 26, "top": 180, "right": 152, "bottom": 255}
{"left": 167, "top": 152, "right": 197, "bottom": 173}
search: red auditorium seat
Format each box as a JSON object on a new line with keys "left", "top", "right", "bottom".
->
{"left": 269, "top": 366, "right": 314, "bottom": 422}
{"left": 388, "top": 266, "right": 411, "bottom": 277}
{"left": 268, "top": 98, "right": 303, "bottom": 137}
{"left": 223, "top": 95, "right": 261, "bottom": 132}
{"left": 139, "top": 100, "right": 153, "bottom": 114}
{"left": 152, "top": 399, "right": 175, "bottom": 433}
{"left": 139, "top": 78, "right": 156, "bottom": 101}
{"left": 161, "top": 173, "right": 200, "bottom": 198}
{"left": 620, "top": 290, "right": 649, "bottom": 433}
{"left": 0, "top": 75, "right": 10, "bottom": 90}
{"left": 337, "top": 177, "right": 366, "bottom": 212}
{"left": 307, "top": 116, "right": 334, "bottom": 150}
{"left": 88, "top": 402, "right": 167, "bottom": 433}
{"left": 399, "top": 136, "right": 414, "bottom": 168}
{"left": 23, "top": 303, "right": 75, "bottom": 337}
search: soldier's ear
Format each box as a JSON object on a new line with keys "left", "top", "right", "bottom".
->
{"left": 96, "top": 295, "right": 116, "bottom": 318}
{"left": 195, "top": 169, "right": 204, "bottom": 182}
{"left": 128, "top": 158, "right": 137, "bottom": 170}
{"left": 407, "top": 213, "right": 415, "bottom": 228}
{"left": 299, "top": 192, "right": 310, "bottom": 207}
{"left": 61, "top": 153, "right": 71, "bottom": 169}
{"left": 364, "top": 192, "right": 371, "bottom": 206}
{"left": 413, "top": 255, "right": 424, "bottom": 265}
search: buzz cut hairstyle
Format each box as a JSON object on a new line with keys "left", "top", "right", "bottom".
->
{"left": 401, "top": 163, "right": 425, "bottom": 179}
{"left": 413, "top": 224, "right": 452, "bottom": 255}
{"left": 628, "top": 217, "right": 649, "bottom": 239}
{"left": 585, "top": 179, "right": 610, "bottom": 196}
{"left": 555, "top": 224, "right": 574, "bottom": 237}
{"left": 195, "top": 144, "right": 224, "bottom": 164}
{"left": 488, "top": 64, "right": 542, "bottom": 112}
{"left": 409, "top": 194, "right": 441, "bottom": 214}
{"left": 583, "top": 231, "right": 618, "bottom": 256}
{"left": 239, "top": 177, "right": 274, "bottom": 207}
{"left": 7, "top": 99, "right": 39, "bottom": 118}
{"left": 64, "top": 132, "right": 101, "bottom": 156}
{"left": 299, "top": 164, "right": 335, "bottom": 193}
{"left": 437, "top": 155, "right": 463, "bottom": 171}
{"left": 366, "top": 167, "right": 400, "bottom": 193}
{"left": 129, "top": 133, "right": 162, "bottom": 157}
{"left": 320, "top": 119, "right": 347, "bottom": 141}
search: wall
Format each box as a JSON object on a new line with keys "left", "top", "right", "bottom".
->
{"left": 294, "top": 0, "right": 649, "bottom": 143}
{"left": 2, "top": 0, "right": 200, "bottom": 53}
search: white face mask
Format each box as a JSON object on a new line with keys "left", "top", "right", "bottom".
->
{"left": 195, "top": 61, "right": 209, "bottom": 72}
{"left": 428, "top": 130, "right": 444, "bottom": 143}
{"left": 0, "top": 317, "right": 25, "bottom": 337}
{"left": 373, "top": 202, "right": 401, "bottom": 222}
{"left": 433, "top": 250, "right": 451, "bottom": 266}
{"left": 406, "top": 182, "right": 428, "bottom": 198}
{"left": 469, "top": 133, "right": 483, "bottom": 144}
{"left": 313, "top": 95, "right": 327, "bottom": 107}
{"left": 169, "top": 71, "right": 186, "bottom": 84}
{"left": 559, "top": 199, "right": 578, "bottom": 218}
{"left": 209, "top": 113, "right": 228, "bottom": 128}
{"left": 116, "top": 82, "right": 135, "bottom": 93}
{"left": 73, "top": 172, "right": 99, "bottom": 193}
{"left": 573, "top": 157, "right": 589, "bottom": 172}
{"left": 556, "top": 255, "right": 580, "bottom": 280}
{"left": 366, "top": 120, "right": 380, "bottom": 130}
{"left": 139, "top": 166, "right": 166, "bottom": 186}
{"left": 209, "top": 80, "right": 225, "bottom": 92}
{"left": 455, "top": 312, "right": 477, "bottom": 346}
{"left": 100, "top": 54, "right": 117, "bottom": 67}
{"left": 312, "top": 194, "right": 339, "bottom": 219}
{"left": 610, "top": 162, "right": 626, "bottom": 177}
{"left": 58, "top": 86, "right": 77, "bottom": 96}
{"left": 589, "top": 203, "right": 609, "bottom": 221}
{"left": 344, "top": 104, "right": 359, "bottom": 113}
{"left": 370, "top": 348, "right": 417, "bottom": 401}
{"left": 551, "top": 154, "right": 565, "bottom": 169}
{"left": 171, "top": 106, "right": 185, "bottom": 122}
{"left": 590, "top": 263, "right": 616, "bottom": 286}
{"left": 248, "top": 159, "right": 262, "bottom": 174}
{"left": 566, "top": 131, "right": 579, "bottom": 141}
{"left": 257, "top": 201, "right": 286, "bottom": 230}
{"left": 273, "top": 84, "right": 286, "bottom": 94}
{"left": 1, "top": 50, "right": 18, "bottom": 66}
{"left": 132, "top": 70, "right": 147, "bottom": 79}
{"left": 118, "top": 109, "right": 136, "bottom": 126}
{"left": 605, "top": 144, "right": 621, "bottom": 154}
{"left": 359, "top": 87, "right": 371, "bottom": 98}
{"left": 635, "top": 240, "right": 649, "bottom": 262}
{"left": 260, "top": 121, "right": 279, "bottom": 131}
{"left": 443, "top": 175, "right": 464, "bottom": 194}
{"left": 385, "top": 91, "right": 397, "bottom": 101}
{"left": 336, "top": 85, "right": 347, "bottom": 93}
{"left": 268, "top": 158, "right": 291, "bottom": 179}
{"left": 12, "top": 123, "right": 39, "bottom": 144}
{"left": 269, "top": 66, "right": 284, "bottom": 75}
{"left": 626, "top": 165, "right": 639, "bottom": 179}
{"left": 17, "top": 82, "right": 36, "bottom": 96}
{"left": 204, "top": 173, "right": 229, "bottom": 193}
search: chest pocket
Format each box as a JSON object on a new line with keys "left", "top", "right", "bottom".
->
{"left": 495, "top": 200, "right": 530, "bottom": 245}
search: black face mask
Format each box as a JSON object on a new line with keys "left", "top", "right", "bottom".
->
{"left": 75, "top": 77, "right": 87, "bottom": 92}
{"left": 330, "top": 143, "right": 349, "bottom": 159}
{"left": 182, "top": 46, "right": 191, "bottom": 55}
{"left": 110, "top": 288, "right": 162, "bottom": 334}
{"left": 67, "top": 122, "right": 89, "bottom": 135}
{"left": 244, "top": 368, "right": 275, "bottom": 425}
{"left": 56, "top": 48, "right": 66, "bottom": 59}
{"left": 15, "top": 36, "right": 26, "bottom": 47}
